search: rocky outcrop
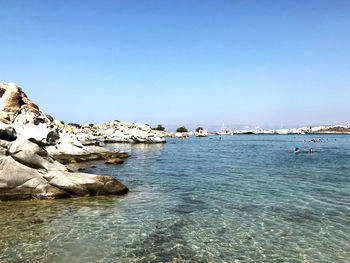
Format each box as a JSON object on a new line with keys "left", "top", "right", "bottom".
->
{"left": 0, "top": 82, "right": 166, "bottom": 149}
{"left": 0, "top": 81, "right": 167, "bottom": 201}
{"left": 0, "top": 82, "right": 131, "bottom": 201}
{"left": 0, "top": 124, "right": 128, "bottom": 201}
{"left": 70, "top": 121, "right": 167, "bottom": 144}
{"left": 0, "top": 82, "right": 133, "bottom": 163}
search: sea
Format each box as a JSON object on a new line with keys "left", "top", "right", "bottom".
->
{"left": 1, "top": 134, "right": 350, "bottom": 262}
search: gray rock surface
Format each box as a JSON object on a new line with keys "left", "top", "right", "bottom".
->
{"left": 0, "top": 125, "right": 128, "bottom": 201}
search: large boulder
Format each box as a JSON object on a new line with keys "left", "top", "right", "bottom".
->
{"left": 45, "top": 130, "right": 130, "bottom": 164}
{"left": 0, "top": 125, "right": 128, "bottom": 201}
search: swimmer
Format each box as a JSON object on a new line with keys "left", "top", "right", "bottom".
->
{"left": 295, "top": 147, "right": 300, "bottom": 153}
{"left": 309, "top": 148, "right": 313, "bottom": 153}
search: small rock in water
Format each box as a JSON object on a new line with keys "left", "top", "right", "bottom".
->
{"left": 31, "top": 219, "right": 44, "bottom": 224}
{"left": 78, "top": 168, "right": 85, "bottom": 171}
{"left": 105, "top": 158, "right": 124, "bottom": 165}
{"left": 91, "top": 165, "right": 97, "bottom": 168}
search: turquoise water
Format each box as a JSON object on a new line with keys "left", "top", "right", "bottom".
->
{"left": 1, "top": 134, "right": 350, "bottom": 262}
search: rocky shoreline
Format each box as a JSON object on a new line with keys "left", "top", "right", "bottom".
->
{"left": 0, "top": 82, "right": 165, "bottom": 201}
{"left": 1, "top": 81, "right": 347, "bottom": 201}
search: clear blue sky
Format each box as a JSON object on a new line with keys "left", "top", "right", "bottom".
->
{"left": 1, "top": 0, "right": 349, "bottom": 129}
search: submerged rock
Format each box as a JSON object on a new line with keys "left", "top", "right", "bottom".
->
{"left": 105, "top": 157, "right": 124, "bottom": 165}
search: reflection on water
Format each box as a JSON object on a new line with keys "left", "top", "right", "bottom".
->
{"left": 1, "top": 135, "right": 350, "bottom": 262}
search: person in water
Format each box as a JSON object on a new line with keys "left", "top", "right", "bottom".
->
{"left": 309, "top": 148, "right": 314, "bottom": 153}
{"left": 295, "top": 147, "right": 300, "bottom": 153}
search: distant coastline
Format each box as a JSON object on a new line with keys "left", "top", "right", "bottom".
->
{"left": 164, "top": 125, "right": 350, "bottom": 137}
{"left": 230, "top": 125, "right": 350, "bottom": 135}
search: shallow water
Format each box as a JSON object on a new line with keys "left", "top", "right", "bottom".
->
{"left": 1, "top": 134, "right": 350, "bottom": 262}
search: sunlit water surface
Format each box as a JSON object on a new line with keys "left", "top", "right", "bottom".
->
{"left": 1, "top": 135, "right": 350, "bottom": 262}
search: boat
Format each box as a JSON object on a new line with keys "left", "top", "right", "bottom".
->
{"left": 195, "top": 129, "right": 208, "bottom": 137}
{"left": 216, "top": 123, "right": 234, "bottom": 135}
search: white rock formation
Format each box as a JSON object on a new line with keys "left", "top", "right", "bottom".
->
{"left": 0, "top": 82, "right": 164, "bottom": 163}
{"left": 69, "top": 121, "right": 166, "bottom": 144}
{"left": 0, "top": 124, "right": 128, "bottom": 201}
